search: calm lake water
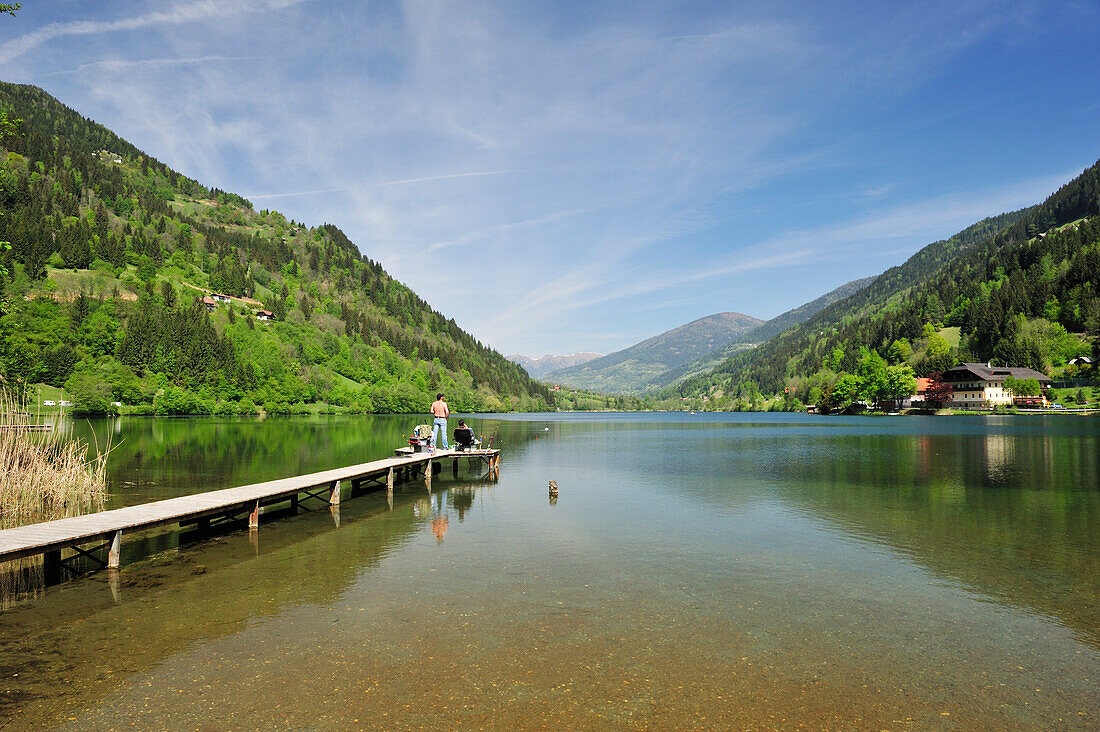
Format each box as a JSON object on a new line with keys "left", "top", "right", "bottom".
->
{"left": 2, "top": 412, "right": 1098, "bottom": 730}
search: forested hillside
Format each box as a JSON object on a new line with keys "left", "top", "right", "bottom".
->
{"left": 0, "top": 81, "right": 552, "bottom": 414}
{"left": 675, "top": 160, "right": 1100, "bottom": 410}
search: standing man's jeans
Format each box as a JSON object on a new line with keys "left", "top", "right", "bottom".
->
{"left": 432, "top": 417, "right": 449, "bottom": 449}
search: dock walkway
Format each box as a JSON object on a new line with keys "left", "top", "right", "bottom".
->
{"left": 0, "top": 447, "right": 500, "bottom": 577}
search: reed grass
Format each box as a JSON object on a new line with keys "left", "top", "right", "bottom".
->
{"left": 0, "top": 556, "right": 44, "bottom": 610}
{"left": 0, "top": 390, "right": 109, "bottom": 530}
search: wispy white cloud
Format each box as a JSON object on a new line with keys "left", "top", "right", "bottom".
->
{"left": 8, "top": 0, "right": 1089, "bottom": 356}
{"left": 0, "top": 0, "right": 311, "bottom": 64}
{"left": 45, "top": 56, "right": 263, "bottom": 76}
{"left": 245, "top": 170, "right": 518, "bottom": 201}
{"left": 474, "top": 170, "right": 1068, "bottom": 349}
{"left": 425, "top": 207, "right": 596, "bottom": 253}
{"left": 377, "top": 170, "right": 519, "bottom": 187}
{"left": 244, "top": 187, "right": 350, "bottom": 200}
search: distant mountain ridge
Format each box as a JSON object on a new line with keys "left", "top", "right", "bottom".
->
{"left": 507, "top": 352, "right": 603, "bottom": 379}
{"left": 549, "top": 311, "right": 763, "bottom": 394}
{"left": 653, "top": 276, "right": 877, "bottom": 388}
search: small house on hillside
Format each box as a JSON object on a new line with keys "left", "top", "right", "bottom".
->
{"left": 201, "top": 296, "right": 217, "bottom": 311}
{"left": 211, "top": 293, "right": 231, "bottom": 304}
{"left": 256, "top": 310, "right": 274, "bottom": 321}
{"left": 941, "top": 363, "right": 1051, "bottom": 409}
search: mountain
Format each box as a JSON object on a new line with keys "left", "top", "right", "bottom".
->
{"left": 0, "top": 81, "right": 553, "bottom": 414}
{"left": 653, "top": 276, "right": 877, "bottom": 388}
{"left": 675, "top": 158, "right": 1100, "bottom": 408}
{"left": 549, "top": 311, "right": 763, "bottom": 394}
{"left": 507, "top": 352, "right": 603, "bottom": 379}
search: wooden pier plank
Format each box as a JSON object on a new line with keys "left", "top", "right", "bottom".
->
{"left": 0, "top": 448, "right": 499, "bottom": 564}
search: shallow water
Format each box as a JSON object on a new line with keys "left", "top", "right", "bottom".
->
{"left": 2, "top": 412, "right": 1098, "bottom": 729}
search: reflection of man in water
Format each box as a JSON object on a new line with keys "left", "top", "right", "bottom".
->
{"left": 429, "top": 491, "right": 449, "bottom": 541}
{"left": 431, "top": 514, "right": 449, "bottom": 541}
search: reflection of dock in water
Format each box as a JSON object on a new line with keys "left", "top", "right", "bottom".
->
{"left": 0, "top": 447, "right": 501, "bottom": 584}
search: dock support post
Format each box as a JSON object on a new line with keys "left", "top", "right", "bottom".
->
{"left": 387, "top": 467, "right": 394, "bottom": 493}
{"left": 249, "top": 500, "right": 261, "bottom": 528}
{"left": 330, "top": 505, "right": 341, "bottom": 528}
{"left": 108, "top": 530, "right": 122, "bottom": 569}
{"left": 44, "top": 549, "right": 61, "bottom": 585}
{"left": 452, "top": 459, "right": 459, "bottom": 479}
{"left": 425, "top": 460, "right": 432, "bottom": 490}
{"left": 330, "top": 479, "right": 341, "bottom": 506}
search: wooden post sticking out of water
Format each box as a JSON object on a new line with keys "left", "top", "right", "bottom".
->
{"left": 452, "top": 460, "right": 459, "bottom": 479}
{"left": 249, "top": 500, "right": 261, "bottom": 528}
{"left": 108, "top": 530, "right": 121, "bottom": 569}
{"left": 330, "top": 479, "right": 341, "bottom": 506}
{"left": 386, "top": 466, "right": 395, "bottom": 510}
{"left": 425, "top": 460, "right": 432, "bottom": 491}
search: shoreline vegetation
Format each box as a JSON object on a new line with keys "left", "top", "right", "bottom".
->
{"left": 549, "top": 382, "right": 1099, "bottom": 415}
{"left": 0, "top": 390, "right": 108, "bottom": 530}
{"left": 25, "top": 376, "right": 1100, "bottom": 416}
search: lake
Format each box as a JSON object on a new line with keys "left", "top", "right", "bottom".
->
{"left": 2, "top": 412, "right": 1098, "bottom": 729}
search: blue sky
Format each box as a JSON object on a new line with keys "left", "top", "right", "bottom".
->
{"left": 1, "top": 1, "right": 1097, "bottom": 357}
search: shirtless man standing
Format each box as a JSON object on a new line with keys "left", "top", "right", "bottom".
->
{"left": 430, "top": 393, "right": 450, "bottom": 449}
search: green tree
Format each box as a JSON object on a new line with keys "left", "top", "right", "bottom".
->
{"left": 827, "top": 373, "right": 861, "bottom": 414}
{"left": 161, "top": 280, "right": 177, "bottom": 308}
{"left": 65, "top": 371, "right": 117, "bottom": 415}
{"left": 857, "top": 349, "right": 888, "bottom": 408}
{"left": 177, "top": 223, "right": 192, "bottom": 250}
{"left": 1004, "top": 376, "right": 1041, "bottom": 397}
{"left": 887, "top": 339, "right": 912, "bottom": 364}
{"left": 883, "top": 364, "right": 918, "bottom": 407}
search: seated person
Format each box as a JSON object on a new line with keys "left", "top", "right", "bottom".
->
{"left": 453, "top": 420, "right": 479, "bottom": 450}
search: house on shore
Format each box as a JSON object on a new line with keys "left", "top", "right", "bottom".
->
{"left": 899, "top": 377, "right": 936, "bottom": 409}
{"left": 941, "top": 363, "right": 1051, "bottom": 409}
{"left": 201, "top": 296, "right": 217, "bottom": 312}
{"left": 256, "top": 310, "right": 274, "bottom": 321}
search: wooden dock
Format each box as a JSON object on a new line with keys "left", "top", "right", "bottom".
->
{"left": 0, "top": 447, "right": 500, "bottom": 580}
